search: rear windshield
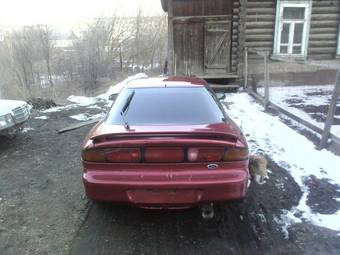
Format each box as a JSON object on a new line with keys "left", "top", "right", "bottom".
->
{"left": 106, "top": 87, "right": 225, "bottom": 125}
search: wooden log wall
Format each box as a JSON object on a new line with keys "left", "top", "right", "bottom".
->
{"left": 245, "top": 0, "right": 276, "bottom": 53}
{"left": 309, "top": 0, "right": 340, "bottom": 60}
{"left": 172, "top": 0, "right": 233, "bottom": 17}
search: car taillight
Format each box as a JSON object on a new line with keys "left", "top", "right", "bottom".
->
{"left": 144, "top": 147, "right": 184, "bottom": 163}
{"left": 223, "top": 148, "right": 248, "bottom": 161}
{"left": 106, "top": 148, "right": 141, "bottom": 163}
{"left": 188, "top": 147, "right": 224, "bottom": 162}
{"left": 82, "top": 149, "right": 106, "bottom": 162}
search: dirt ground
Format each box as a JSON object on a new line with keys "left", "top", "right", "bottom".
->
{"left": 0, "top": 103, "right": 340, "bottom": 255}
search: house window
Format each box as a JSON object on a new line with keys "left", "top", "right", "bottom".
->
{"left": 274, "top": 1, "right": 312, "bottom": 57}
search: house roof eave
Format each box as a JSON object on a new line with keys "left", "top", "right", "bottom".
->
{"left": 161, "top": 0, "right": 168, "bottom": 12}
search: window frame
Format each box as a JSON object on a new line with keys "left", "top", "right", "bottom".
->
{"left": 273, "top": 0, "right": 312, "bottom": 58}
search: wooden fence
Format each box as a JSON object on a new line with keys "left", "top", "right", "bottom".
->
{"left": 244, "top": 47, "right": 340, "bottom": 151}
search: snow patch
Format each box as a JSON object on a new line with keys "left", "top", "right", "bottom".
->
{"left": 224, "top": 93, "right": 340, "bottom": 231}
{"left": 34, "top": 116, "right": 48, "bottom": 120}
{"left": 67, "top": 95, "right": 98, "bottom": 106}
{"left": 274, "top": 210, "right": 302, "bottom": 239}
{"left": 97, "top": 73, "right": 148, "bottom": 100}
{"left": 40, "top": 104, "right": 76, "bottom": 113}
{"left": 69, "top": 113, "right": 105, "bottom": 121}
{"left": 21, "top": 127, "right": 34, "bottom": 133}
{"left": 86, "top": 105, "right": 103, "bottom": 110}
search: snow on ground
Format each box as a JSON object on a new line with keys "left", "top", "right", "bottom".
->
{"left": 62, "top": 73, "right": 148, "bottom": 111}
{"left": 258, "top": 85, "right": 340, "bottom": 137}
{"left": 67, "top": 95, "right": 99, "bottom": 106}
{"left": 97, "top": 73, "right": 148, "bottom": 100}
{"left": 69, "top": 113, "right": 105, "bottom": 121}
{"left": 21, "top": 127, "right": 34, "bottom": 133}
{"left": 40, "top": 104, "right": 77, "bottom": 113}
{"left": 225, "top": 93, "right": 340, "bottom": 231}
{"left": 34, "top": 116, "right": 48, "bottom": 120}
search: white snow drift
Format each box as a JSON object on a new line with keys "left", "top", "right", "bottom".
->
{"left": 225, "top": 93, "right": 340, "bottom": 231}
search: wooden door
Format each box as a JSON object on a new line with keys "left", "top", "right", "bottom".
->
{"left": 204, "top": 21, "right": 231, "bottom": 73}
{"left": 173, "top": 21, "right": 204, "bottom": 76}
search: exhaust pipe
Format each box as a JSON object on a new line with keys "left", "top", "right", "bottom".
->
{"left": 201, "top": 203, "right": 214, "bottom": 219}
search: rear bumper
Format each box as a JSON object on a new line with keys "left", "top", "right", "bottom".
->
{"left": 83, "top": 162, "right": 249, "bottom": 207}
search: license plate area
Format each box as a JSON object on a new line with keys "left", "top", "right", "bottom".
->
{"left": 126, "top": 189, "right": 203, "bottom": 205}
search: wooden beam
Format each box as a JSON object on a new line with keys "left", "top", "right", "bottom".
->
{"left": 270, "top": 55, "right": 340, "bottom": 69}
{"left": 57, "top": 119, "right": 99, "bottom": 134}
{"left": 172, "top": 15, "right": 232, "bottom": 22}
{"left": 319, "top": 70, "right": 340, "bottom": 148}
{"left": 197, "top": 73, "right": 238, "bottom": 79}
{"left": 244, "top": 47, "right": 248, "bottom": 89}
{"left": 264, "top": 51, "right": 269, "bottom": 110}
{"left": 167, "top": 0, "right": 174, "bottom": 75}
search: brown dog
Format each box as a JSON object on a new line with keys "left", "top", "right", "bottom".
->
{"left": 249, "top": 155, "right": 268, "bottom": 184}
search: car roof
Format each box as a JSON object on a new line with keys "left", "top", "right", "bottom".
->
{"left": 126, "top": 76, "right": 207, "bottom": 89}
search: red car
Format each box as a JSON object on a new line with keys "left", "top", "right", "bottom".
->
{"left": 81, "top": 77, "right": 249, "bottom": 210}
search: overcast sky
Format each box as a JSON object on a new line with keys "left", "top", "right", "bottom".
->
{"left": 0, "top": 0, "right": 164, "bottom": 27}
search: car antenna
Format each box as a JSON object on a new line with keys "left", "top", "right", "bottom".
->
{"left": 120, "top": 90, "right": 135, "bottom": 130}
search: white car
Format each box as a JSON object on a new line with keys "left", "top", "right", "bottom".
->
{"left": 0, "top": 99, "right": 31, "bottom": 138}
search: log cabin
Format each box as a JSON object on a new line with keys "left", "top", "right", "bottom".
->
{"left": 160, "top": 0, "right": 340, "bottom": 88}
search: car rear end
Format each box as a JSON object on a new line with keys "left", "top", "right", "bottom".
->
{"left": 82, "top": 132, "right": 248, "bottom": 208}
{"left": 81, "top": 78, "right": 249, "bottom": 208}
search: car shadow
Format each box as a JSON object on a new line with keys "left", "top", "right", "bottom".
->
{"left": 70, "top": 159, "right": 304, "bottom": 255}
{"left": 70, "top": 199, "right": 261, "bottom": 255}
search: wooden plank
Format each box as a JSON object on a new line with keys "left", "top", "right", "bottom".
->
{"left": 246, "top": 15, "right": 275, "bottom": 22}
{"left": 58, "top": 119, "right": 99, "bottom": 134}
{"left": 168, "top": 0, "right": 174, "bottom": 75}
{"left": 269, "top": 55, "right": 340, "bottom": 69}
{"left": 308, "top": 48, "right": 338, "bottom": 54}
{"left": 310, "top": 20, "right": 339, "bottom": 28}
{"left": 198, "top": 73, "right": 238, "bottom": 79}
{"left": 172, "top": 15, "right": 232, "bottom": 22}
{"left": 309, "top": 34, "right": 338, "bottom": 40}
{"left": 246, "top": 8, "right": 275, "bottom": 15}
{"left": 209, "top": 84, "right": 240, "bottom": 89}
{"left": 245, "top": 42, "right": 273, "bottom": 48}
{"left": 263, "top": 51, "right": 269, "bottom": 110}
{"left": 244, "top": 47, "right": 248, "bottom": 89}
{"left": 319, "top": 70, "right": 340, "bottom": 148}
{"left": 309, "top": 27, "right": 339, "bottom": 34}
{"left": 245, "top": 28, "right": 274, "bottom": 35}
{"left": 310, "top": 13, "right": 339, "bottom": 21}
{"left": 247, "top": 2, "right": 274, "bottom": 8}
{"left": 309, "top": 41, "right": 337, "bottom": 47}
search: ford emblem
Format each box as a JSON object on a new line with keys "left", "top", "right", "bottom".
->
{"left": 207, "top": 164, "right": 218, "bottom": 170}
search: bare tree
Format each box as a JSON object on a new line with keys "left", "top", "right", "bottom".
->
{"left": 36, "top": 25, "right": 54, "bottom": 97}
{"left": 0, "top": 10, "right": 167, "bottom": 100}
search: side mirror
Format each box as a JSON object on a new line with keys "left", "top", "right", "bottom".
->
{"left": 108, "top": 94, "right": 118, "bottom": 101}
{"left": 216, "top": 93, "right": 226, "bottom": 101}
